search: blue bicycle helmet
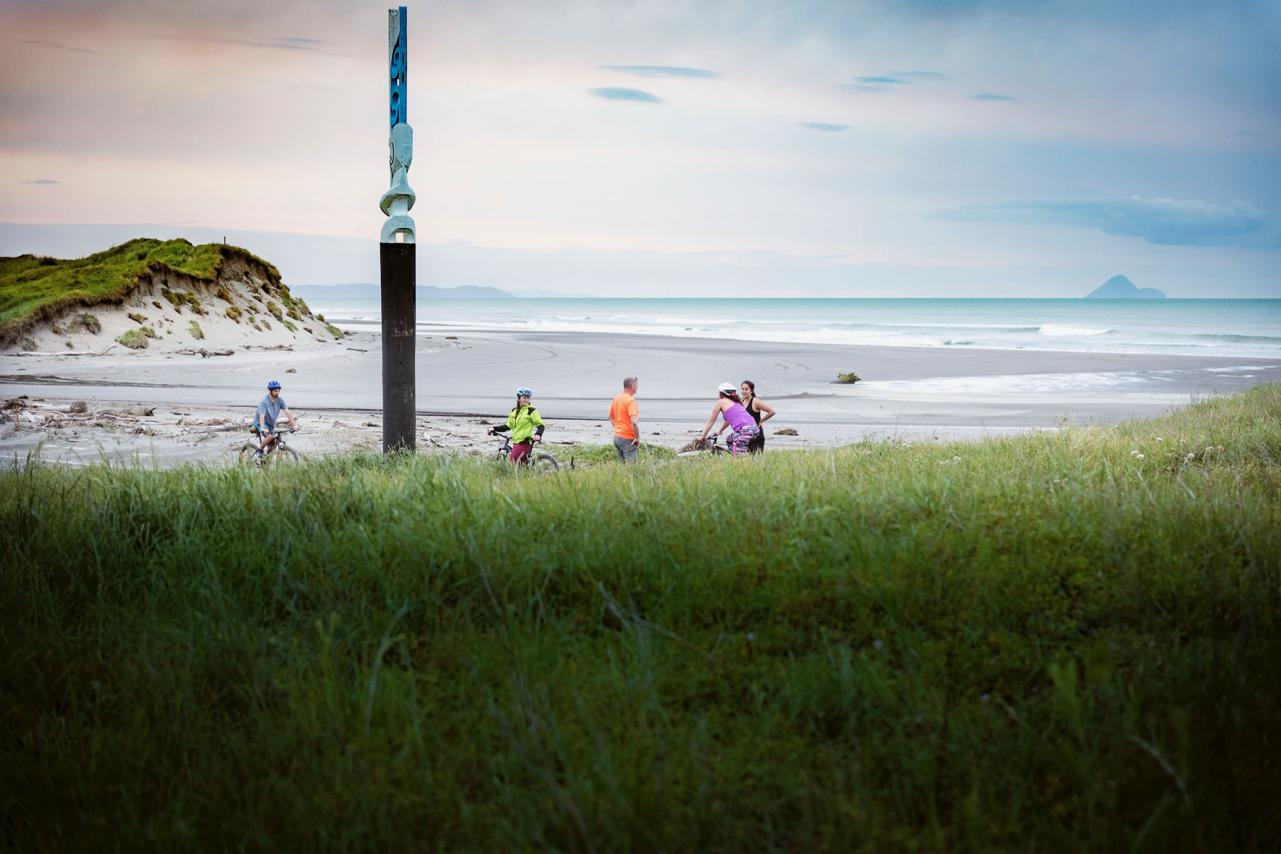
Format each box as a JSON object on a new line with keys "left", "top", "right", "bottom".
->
{"left": 516, "top": 386, "right": 533, "bottom": 397}
{"left": 267, "top": 380, "right": 282, "bottom": 390}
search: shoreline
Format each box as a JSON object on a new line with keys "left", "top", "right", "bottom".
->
{"left": 306, "top": 294, "right": 1281, "bottom": 362}
{"left": 4, "top": 327, "right": 1280, "bottom": 466}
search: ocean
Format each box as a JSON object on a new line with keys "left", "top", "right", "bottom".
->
{"left": 311, "top": 298, "right": 1281, "bottom": 360}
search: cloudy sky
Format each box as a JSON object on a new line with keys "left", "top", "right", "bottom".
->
{"left": 2, "top": 0, "right": 1278, "bottom": 296}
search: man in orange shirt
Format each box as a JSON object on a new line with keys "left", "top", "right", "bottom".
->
{"left": 609, "top": 376, "right": 640, "bottom": 463}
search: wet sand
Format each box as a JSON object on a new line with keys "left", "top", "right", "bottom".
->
{"left": 3, "top": 328, "right": 1279, "bottom": 466}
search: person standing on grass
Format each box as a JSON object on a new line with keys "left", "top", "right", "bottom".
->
{"left": 254, "top": 379, "right": 297, "bottom": 458}
{"left": 489, "top": 387, "right": 546, "bottom": 464}
{"left": 717, "top": 379, "right": 775, "bottom": 453}
{"left": 609, "top": 376, "right": 641, "bottom": 463}
{"left": 698, "top": 383, "right": 759, "bottom": 456}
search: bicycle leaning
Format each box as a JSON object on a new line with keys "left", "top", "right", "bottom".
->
{"left": 238, "top": 426, "right": 300, "bottom": 468}
{"left": 679, "top": 434, "right": 730, "bottom": 457}
{"left": 489, "top": 429, "right": 559, "bottom": 471}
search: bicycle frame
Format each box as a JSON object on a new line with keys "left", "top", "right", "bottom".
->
{"left": 259, "top": 428, "right": 293, "bottom": 453}
{"left": 495, "top": 435, "right": 531, "bottom": 462}
{"left": 493, "top": 435, "right": 559, "bottom": 470}
{"left": 240, "top": 427, "right": 299, "bottom": 467}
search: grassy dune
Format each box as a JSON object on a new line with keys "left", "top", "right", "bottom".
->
{"left": 0, "top": 238, "right": 283, "bottom": 341}
{"left": 3, "top": 387, "right": 1280, "bottom": 850}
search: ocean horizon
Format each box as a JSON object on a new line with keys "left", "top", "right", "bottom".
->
{"left": 311, "top": 297, "right": 1281, "bottom": 360}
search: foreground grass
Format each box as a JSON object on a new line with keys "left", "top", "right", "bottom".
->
{"left": 566, "top": 441, "right": 678, "bottom": 465}
{"left": 0, "top": 237, "right": 284, "bottom": 342}
{"left": 3, "top": 387, "right": 1280, "bottom": 850}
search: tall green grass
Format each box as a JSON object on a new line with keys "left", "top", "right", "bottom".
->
{"left": 3, "top": 387, "right": 1280, "bottom": 850}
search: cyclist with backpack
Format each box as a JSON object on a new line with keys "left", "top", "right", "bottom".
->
{"left": 489, "top": 386, "right": 546, "bottom": 464}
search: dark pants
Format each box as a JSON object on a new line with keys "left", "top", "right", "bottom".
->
{"left": 614, "top": 436, "right": 639, "bottom": 462}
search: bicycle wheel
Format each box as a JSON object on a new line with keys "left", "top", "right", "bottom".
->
{"left": 269, "top": 446, "right": 301, "bottom": 467}
{"left": 531, "top": 452, "right": 559, "bottom": 471}
{"left": 237, "top": 443, "right": 263, "bottom": 465}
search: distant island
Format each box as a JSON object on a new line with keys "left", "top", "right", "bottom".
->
{"left": 1085, "top": 275, "right": 1166, "bottom": 300}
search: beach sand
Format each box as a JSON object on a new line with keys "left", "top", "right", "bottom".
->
{"left": 3, "top": 326, "right": 1280, "bottom": 466}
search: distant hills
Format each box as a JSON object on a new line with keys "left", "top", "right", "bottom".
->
{"left": 291, "top": 283, "right": 514, "bottom": 300}
{"left": 1085, "top": 275, "right": 1166, "bottom": 299}
{"left": 291, "top": 284, "right": 591, "bottom": 300}
{"left": 299, "top": 277, "right": 1175, "bottom": 301}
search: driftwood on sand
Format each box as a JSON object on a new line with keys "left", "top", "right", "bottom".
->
{"left": 175, "top": 348, "right": 235, "bottom": 358}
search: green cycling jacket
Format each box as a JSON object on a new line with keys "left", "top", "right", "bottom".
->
{"left": 504, "top": 405, "right": 545, "bottom": 443}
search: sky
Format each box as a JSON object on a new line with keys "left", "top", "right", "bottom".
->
{"left": 1, "top": 0, "right": 1279, "bottom": 297}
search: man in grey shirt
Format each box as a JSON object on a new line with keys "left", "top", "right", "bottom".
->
{"left": 255, "top": 379, "right": 298, "bottom": 457}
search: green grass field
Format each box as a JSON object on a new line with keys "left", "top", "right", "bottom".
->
{"left": 3, "top": 387, "right": 1279, "bottom": 850}
{"left": 0, "top": 238, "right": 284, "bottom": 343}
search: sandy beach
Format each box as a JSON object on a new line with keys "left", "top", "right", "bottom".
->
{"left": 3, "top": 325, "right": 1279, "bottom": 467}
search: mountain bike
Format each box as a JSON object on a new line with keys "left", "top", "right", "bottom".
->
{"left": 679, "top": 434, "right": 730, "bottom": 457}
{"left": 238, "top": 427, "right": 300, "bottom": 467}
{"left": 490, "top": 431, "right": 559, "bottom": 471}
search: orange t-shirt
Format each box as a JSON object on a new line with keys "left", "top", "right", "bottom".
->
{"left": 609, "top": 391, "right": 639, "bottom": 439}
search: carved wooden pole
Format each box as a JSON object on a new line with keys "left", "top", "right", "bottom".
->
{"left": 379, "top": 5, "right": 416, "bottom": 453}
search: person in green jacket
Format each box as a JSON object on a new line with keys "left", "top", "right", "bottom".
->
{"left": 489, "top": 386, "right": 546, "bottom": 463}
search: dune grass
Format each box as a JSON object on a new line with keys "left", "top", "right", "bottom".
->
{"left": 0, "top": 238, "right": 286, "bottom": 344}
{"left": 116, "top": 325, "right": 158, "bottom": 349}
{"left": 564, "top": 441, "right": 678, "bottom": 465}
{"left": 3, "top": 387, "right": 1280, "bottom": 850}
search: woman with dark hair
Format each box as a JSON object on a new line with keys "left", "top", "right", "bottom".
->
{"left": 717, "top": 380, "right": 775, "bottom": 452}
{"left": 697, "top": 383, "right": 759, "bottom": 456}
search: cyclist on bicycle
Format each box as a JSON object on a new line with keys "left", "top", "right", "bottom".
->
{"left": 489, "top": 386, "right": 546, "bottom": 464}
{"left": 253, "top": 380, "right": 297, "bottom": 458}
{"left": 696, "top": 382, "right": 759, "bottom": 456}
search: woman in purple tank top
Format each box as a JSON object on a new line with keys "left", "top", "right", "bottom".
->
{"left": 697, "top": 383, "right": 761, "bottom": 456}
{"left": 716, "top": 380, "right": 775, "bottom": 453}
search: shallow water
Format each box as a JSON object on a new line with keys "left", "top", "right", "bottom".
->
{"left": 312, "top": 297, "right": 1281, "bottom": 359}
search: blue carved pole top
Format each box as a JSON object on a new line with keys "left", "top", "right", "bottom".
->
{"left": 381, "top": 5, "right": 415, "bottom": 243}
{"left": 388, "top": 6, "right": 407, "bottom": 128}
